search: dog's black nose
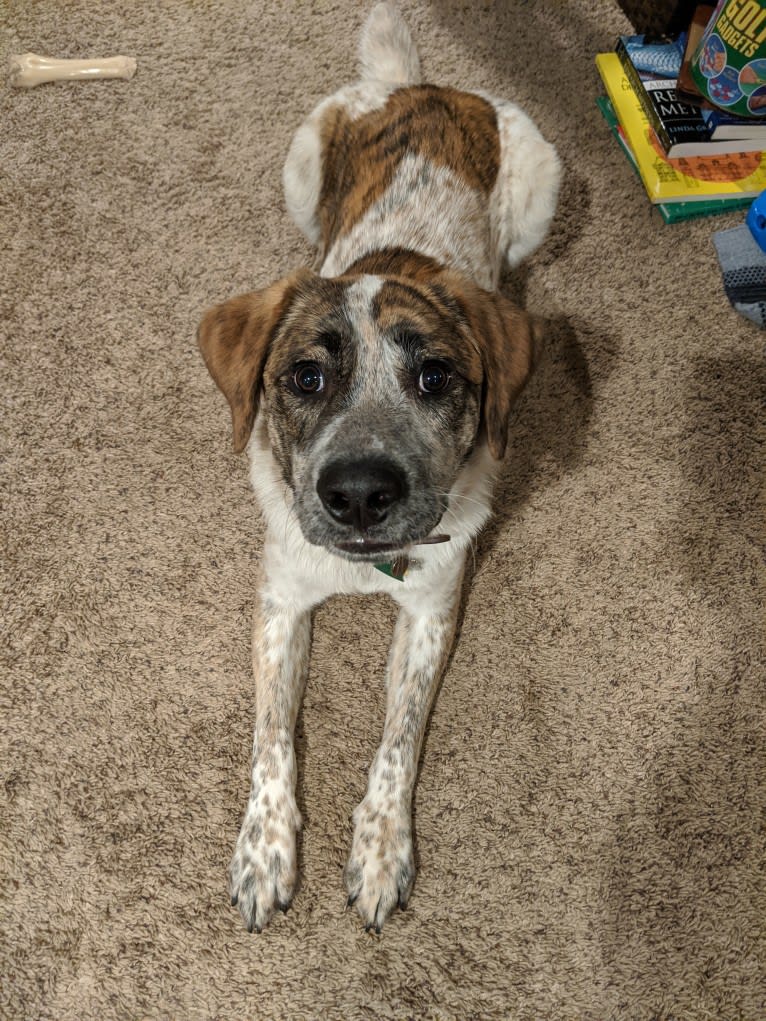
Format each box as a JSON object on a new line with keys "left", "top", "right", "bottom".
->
{"left": 317, "top": 458, "right": 407, "bottom": 531}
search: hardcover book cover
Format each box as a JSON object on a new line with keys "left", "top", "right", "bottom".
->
{"left": 615, "top": 35, "right": 764, "bottom": 155}
{"left": 596, "top": 51, "right": 766, "bottom": 202}
{"left": 596, "top": 95, "right": 752, "bottom": 221}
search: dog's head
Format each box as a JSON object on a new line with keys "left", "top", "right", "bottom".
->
{"left": 198, "top": 266, "right": 541, "bottom": 561}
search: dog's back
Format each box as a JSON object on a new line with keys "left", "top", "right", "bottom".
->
{"left": 284, "top": 2, "right": 560, "bottom": 287}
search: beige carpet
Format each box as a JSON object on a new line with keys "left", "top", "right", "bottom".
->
{"left": 2, "top": 2, "right": 764, "bottom": 1018}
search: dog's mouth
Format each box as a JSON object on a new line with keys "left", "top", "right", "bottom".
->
{"left": 334, "top": 538, "right": 402, "bottom": 557}
{"left": 332, "top": 533, "right": 451, "bottom": 561}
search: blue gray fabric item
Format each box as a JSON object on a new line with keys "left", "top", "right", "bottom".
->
{"left": 713, "top": 225, "right": 766, "bottom": 328}
{"left": 624, "top": 35, "right": 685, "bottom": 77}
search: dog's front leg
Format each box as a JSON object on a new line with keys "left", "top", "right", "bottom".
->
{"left": 229, "top": 581, "right": 313, "bottom": 932}
{"left": 345, "top": 557, "right": 465, "bottom": 931}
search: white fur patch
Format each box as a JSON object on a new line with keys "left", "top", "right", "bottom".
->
{"left": 479, "top": 91, "right": 562, "bottom": 277}
{"left": 320, "top": 153, "right": 494, "bottom": 287}
{"left": 341, "top": 274, "right": 406, "bottom": 401}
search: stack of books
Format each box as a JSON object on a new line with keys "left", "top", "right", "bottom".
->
{"left": 596, "top": 5, "right": 766, "bottom": 223}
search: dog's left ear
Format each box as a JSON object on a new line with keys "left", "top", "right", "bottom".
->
{"left": 197, "top": 269, "right": 312, "bottom": 453}
{"left": 451, "top": 280, "right": 543, "bottom": 460}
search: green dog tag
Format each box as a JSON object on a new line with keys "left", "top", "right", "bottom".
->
{"left": 374, "top": 556, "right": 409, "bottom": 581}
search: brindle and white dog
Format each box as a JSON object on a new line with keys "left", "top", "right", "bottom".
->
{"left": 198, "top": 3, "right": 560, "bottom": 933}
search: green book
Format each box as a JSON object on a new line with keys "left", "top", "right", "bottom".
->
{"left": 596, "top": 95, "right": 752, "bottom": 224}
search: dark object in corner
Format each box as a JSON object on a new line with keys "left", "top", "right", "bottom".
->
{"left": 618, "top": 0, "right": 698, "bottom": 38}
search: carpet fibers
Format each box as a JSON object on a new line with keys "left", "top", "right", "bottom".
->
{"left": 1, "top": 2, "right": 764, "bottom": 1019}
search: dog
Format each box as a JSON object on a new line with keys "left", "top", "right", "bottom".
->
{"left": 197, "top": 2, "right": 560, "bottom": 933}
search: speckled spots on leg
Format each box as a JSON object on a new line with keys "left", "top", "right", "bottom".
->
{"left": 345, "top": 563, "right": 464, "bottom": 930}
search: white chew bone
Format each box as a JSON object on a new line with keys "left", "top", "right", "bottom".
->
{"left": 9, "top": 53, "right": 137, "bottom": 88}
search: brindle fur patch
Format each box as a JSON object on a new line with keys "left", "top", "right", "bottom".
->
{"left": 319, "top": 85, "right": 500, "bottom": 250}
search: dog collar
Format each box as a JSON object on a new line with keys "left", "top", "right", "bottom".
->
{"left": 372, "top": 534, "right": 451, "bottom": 581}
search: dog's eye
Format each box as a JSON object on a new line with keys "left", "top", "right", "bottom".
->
{"left": 293, "top": 362, "right": 325, "bottom": 394}
{"left": 418, "top": 360, "right": 452, "bottom": 395}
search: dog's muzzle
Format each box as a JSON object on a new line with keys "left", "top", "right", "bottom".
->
{"left": 316, "top": 456, "right": 408, "bottom": 548}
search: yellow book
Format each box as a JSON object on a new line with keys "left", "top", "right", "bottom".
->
{"left": 595, "top": 51, "right": 766, "bottom": 203}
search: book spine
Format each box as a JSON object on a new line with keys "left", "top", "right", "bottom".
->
{"left": 615, "top": 38, "right": 673, "bottom": 153}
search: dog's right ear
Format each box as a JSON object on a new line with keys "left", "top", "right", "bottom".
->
{"left": 197, "top": 270, "right": 312, "bottom": 453}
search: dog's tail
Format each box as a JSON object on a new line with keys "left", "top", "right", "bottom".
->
{"left": 358, "top": 3, "right": 421, "bottom": 86}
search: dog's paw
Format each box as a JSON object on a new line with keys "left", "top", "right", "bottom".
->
{"left": 344, "top": 798, "right": 415, "bottom": 932}
{"left": 228, "top": 795, "right": 300, "bottom": 933}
